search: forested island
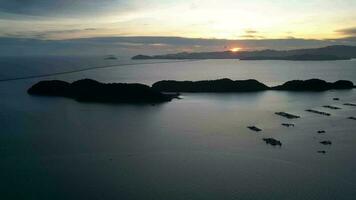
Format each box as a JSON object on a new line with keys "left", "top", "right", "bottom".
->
{"left": 28, "top": 79, "right": 178, "bottom": 103}
{"left": 28, "top": 78, "right": 354, "bottom": 104}
{"left": 152, "top": 79, "right": 354, "bottom": 92}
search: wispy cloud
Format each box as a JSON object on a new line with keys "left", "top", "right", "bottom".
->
{"left": 0, "top": 0, "right": 134, "bottom": 17}
{"left": 2, "top": 28, "right": 100, "bottom": 39}
{"left": 245, "top": 29, "right": 258, "bottom": 34}
{"left": 239, "top": 30, "right": 264, "bottom": 39}
{"left": 239, "top": 35, "right": 265, "bottom": 39}
{"left": 335, "top": 27, "right": 356, "bottom": 36}
{"left": 0, "top": 1, "right": 356, "bottom": 40}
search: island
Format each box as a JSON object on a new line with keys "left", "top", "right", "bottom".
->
{"left": 239, "top": 54, "right": 350, "bottom": 61}
{"left": 152, "top": 79, "right": 269, "bottom": 92}
{"left": 272, "top": 79, "right": 354, "bottom": 91}
{"left": 28, "top": 79, "right": 178, "bottom": 103}
{"left": 152, "top": 79, "right": 354, "bottom": 93}
{"left": 131, "top": 55, "right": 153, "bottom": 60}
{"left": 28, "top": 78, "right": 355, "bottom": 104}
{"left": 131, "top": 45, "right": 356, "bottom": 60}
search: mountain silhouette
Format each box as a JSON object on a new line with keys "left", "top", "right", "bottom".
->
{"left": 132, "top": 45, "right": 356, "bottom": 60}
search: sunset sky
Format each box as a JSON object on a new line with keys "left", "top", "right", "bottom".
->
{"left": 1, "top": 0, "right": 356, "bottom": 40}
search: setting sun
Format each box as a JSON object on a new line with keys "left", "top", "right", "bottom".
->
{"left": 230, "top": 47, "right": 241, "bottom": 52}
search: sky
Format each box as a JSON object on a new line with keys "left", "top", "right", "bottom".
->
{"left": 1, "top": 0, "right": 356, "bottom": 40}
{"left": 0, "top": 0, "right": 356, "bottom": 55}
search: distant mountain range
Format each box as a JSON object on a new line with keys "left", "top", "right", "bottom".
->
{"left": 132, "top": 45, "right": 356, "bottom": 60}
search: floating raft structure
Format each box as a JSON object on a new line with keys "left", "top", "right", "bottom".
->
{"left": 247, "top": 126, "right": 262, "bottom": 132}
{"left": 263, "top": 138, "right": 282, "bottom": 146}
{"left": 281, "top": 123, "right": 295, "bottom": 127}
{"left": 275, "top": 112, "right": 300, "bottom": 119}
{"left": 322, "top": 105, "right": 341, "bottom": 110}
{"left": 348, "top": 116, "right": 356, "bottom": 120}
{"left": 305, "top": 109, "right": 331, "bottom": 116}
{"left": 320, "top": 140, "right": 332, "bottom": 145}
{"left": 344, "top": 103, "right": 356, "bottom": 107}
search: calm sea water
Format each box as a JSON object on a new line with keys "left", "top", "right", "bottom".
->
{"left": 1, "top": 57, "right": 356, "bottom": 200}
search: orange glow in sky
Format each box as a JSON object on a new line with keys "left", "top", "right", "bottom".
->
{"left": 230, "top": 47, "right": 241, "bottom": 52}
{"left": 1, "top": 0, "right": 355, "bottom": 40}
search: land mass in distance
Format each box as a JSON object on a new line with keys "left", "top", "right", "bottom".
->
{"left": 132, "top": 45, "right": 356, "bottom": 60}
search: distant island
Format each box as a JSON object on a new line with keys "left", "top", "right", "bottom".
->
{"left": 239, "top": 54, "right": 350, "bottom": 61}
{"left": 28, "top": 79, "right": 354, "bottom": 104}
{"left": 132, "top": 45, "right": 356, "bottom": 60}
{"left": 104, "top": 55, "right": 118, "bottom": 60}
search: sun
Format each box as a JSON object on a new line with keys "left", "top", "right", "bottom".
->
{"left": 230, "top": 47, "right": 241, "bottom": 52}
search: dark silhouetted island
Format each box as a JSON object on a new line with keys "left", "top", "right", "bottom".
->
{"left": 152, "top": 79, "right": 269, "bottom": 92}
{"left": 28, "top": 79, "right": 177, "bottom": 103}
{"left": 28, "top": 78, "right": 354, "bottom": 103}
{"left": 152, "top": 79, "right": 354, "bottom": 93}
{"left": 132, "top": 45, "right": 356, "bottom": 60}
{"left": 272, "top": 79, "right": 354, "bottom": 91}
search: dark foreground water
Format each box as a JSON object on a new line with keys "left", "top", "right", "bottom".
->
{"left": 1, "top": 57, "right": 356, "bottom": 199}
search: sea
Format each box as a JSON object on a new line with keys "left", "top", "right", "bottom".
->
{"left": 1, "top": 56, "right": 356, "bottom": 200}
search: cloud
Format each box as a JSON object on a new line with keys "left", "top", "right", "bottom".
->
{"left": 335, "top": 27, "right": 356, "bottom": 36}
{"left": 245, "top": 29, "right": 258, "bottom": 34}
{"left": 239, "top": 34, "right": 265, "bottom": 39}
{"left": 84, "top": 28, "right": 97, "bottom": 31}
{"left": 3, "top": 28, "right": 100, "bottom": 39}
{"left": 239, "top": 30, "right": 264, "bottom": 39}
{"left": 0, "top": 0, "right": 133, "bottom": 17}
{"left": 2, "top": 36, "right": 356, "bottom": 57}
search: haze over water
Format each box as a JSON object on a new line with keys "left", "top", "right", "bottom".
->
{"left": 1, "top": 57, "right": 356, "bottom": 199}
